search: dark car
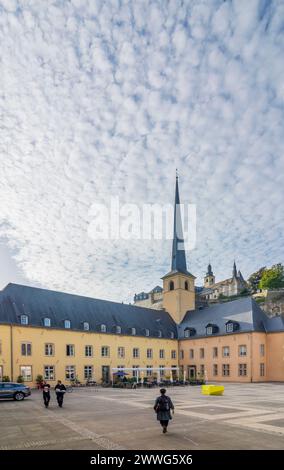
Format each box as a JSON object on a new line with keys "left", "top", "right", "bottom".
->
{"left": 0, "top": 382, "right": 31, "bottom": 401}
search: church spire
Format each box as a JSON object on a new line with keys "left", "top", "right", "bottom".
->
{"left": 233, "top": 260, "right": 237, "bottom": 278}
{"left": 171, "top": 172, "right": 188, "bottom": 273}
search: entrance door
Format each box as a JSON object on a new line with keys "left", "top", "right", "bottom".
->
{"left": 102, "top": 366, "right": 110, "bottom": 383}
{"left": 188, "top": 365, "right": 196, "bottom": 380}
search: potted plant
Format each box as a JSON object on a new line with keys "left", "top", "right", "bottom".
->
{"left": 2, "top": 375, "right": 10, "bottom": 382}
{"left": 17, "top": 375, "right": 24, "bottom": 383}
{"left": 36, "top": 374, "right": 43, "bottom": 389}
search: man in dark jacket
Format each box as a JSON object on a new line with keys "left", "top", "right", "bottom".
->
{"left": 154, "top": 388, "right": 174, "bottom": 433}
{"left": 42, "top": 381, "right": 51, "bottom": 408}
{"left": 55, "top": 380, "right": 66, "bottom": 407}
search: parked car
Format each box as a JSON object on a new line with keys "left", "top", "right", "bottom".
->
{"left": 0, "top": 382, "right": 31, "bottom": 401}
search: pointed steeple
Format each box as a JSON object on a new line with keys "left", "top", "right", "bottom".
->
{"left": 171, "top": 172, "right": 188, "bottom": 274}
{"left": 207, "top": 262, "right": 213, "bottom": 276}
{"left": 232, "top": 260, "right": 237, "bottom": 278}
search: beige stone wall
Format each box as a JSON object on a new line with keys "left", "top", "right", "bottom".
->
{"left": 163, "top": 273, "right": 195, "bottom": 324}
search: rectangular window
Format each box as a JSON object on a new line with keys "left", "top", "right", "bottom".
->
{"left": 101, "top": 346, "right": 109, "bottom": 357}
{"left": 147, "top": 348, "right": 153, "bottom": 359}
{"left": 222, "top": 346, "right": 230, "bottom": 357}
{"left": 213, "top": 347, "right": 218, "bottom": 358}
{"left": 260, "top": 363, "right": 265, "bottom": 377}
{"left": 45, "top": 343, "right": 54, "bottom": 356}
{"left": 132, "top": 365, "right": 139, "bottom": 377}
{"left": 222, "top": 364, "right": 230, "bottom": 376}
{"left": 159, "top": 365, "right": 165, "bottom": 377}
{"left": 171, "top": 350, "right": 176, "bottom": 359}
{"left": 118, "top": 347, "right": 125, "bottom": 358}
{"left": 238, "top": 364, "right": 247, "bottom": 376}
{"left": 133, "top": 348, "right": 140, "bottom": 358}
{"left": 239, "top": 345, "right": 247, "bottom": 357}
{"left": 226, "top": 322, "right": 234, "bottom": 333}
{"left": 84, "top": 365, "right": 93, "bottom": 379}
{"left": 85, "top": 345, "right": 93, "bottom": 357}
{"left": 117, "top": 365, "right": 124, "bottom": 371}
{"left": 189, "top": 349, "right": 194, "bottom": 359}
{"left": 65, "top": 365, "right": 76, "bottom": 380}
{"left": 21, "top": 343, "right": 32, "bottom": 356}
{"left": 180, "top": 350, "right": 184, "bottom": 360}
{"left": 20, "top": 365, "right": 32, "bottom": 381}
{"left": 159, "top": 349, "right": 165, "bottom": 359}
{"left": 146, "top": 366, "right": 153, "bottom": 377}
{"left": 44, "top": 365, "right": 55, "bottom": 380}
{"left": 213, "top": 364, "right": 218, "bottom": 376}
{"left": 200, "top": 364, "right": 205, "bottom": 376}
{"left": 260, "top": 344, "right": 265, "bottom": 356}
{"left": 200, "top": 348, "right": 204, "bottom": 359}
{"left": 66, "top": 344, "right": 75, "bottom": 356}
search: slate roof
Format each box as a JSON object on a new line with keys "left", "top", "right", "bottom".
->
{"left": 178, "top": 296, "right": 282, "bottom": 338}
{"left": 0, "top": 283, "right": 178, "bottom": 339}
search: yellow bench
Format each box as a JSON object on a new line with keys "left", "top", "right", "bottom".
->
{"left": 202, "top": 385, "right": 224, "bottom": 396}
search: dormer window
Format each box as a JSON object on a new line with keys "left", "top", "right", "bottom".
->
{"left": 20, "top": 315, "right": 28, "bottom": 325}
{"left": 206, "top": 326, "right": 213, "bottom": 335}
{"left": 225, "top": 321, "right": 239, "bottom": 333}
{"left": 157, "top": 330, "right": 162, "bottom": 338}
{"left": 83, "top": 322, "right": 89, "bottom": 331}
{"left": 101, "top": 324, "right": 106, "bottom": 333}
{"left": 145, "top": 329, "right": 150, "bottom": 337}
{"left": 205, "top": 323, "right": 218, "bottom": 335}
{"left": 64, "top": 320, "right": 71, "bottom": 329}
{"left": 184, "top": 327, "right": 196, "bottom": 338}
{"left": 170, "top": 331, "right": 175, "bottom": 339}
{"left": 44, "top": 317, "right": 51, "bottom": 327}
{"left": 116, "top": 326, "right": 121, "bottom": 334}
{"left": 131, "top": 328, "right": 136, "bottom": 335}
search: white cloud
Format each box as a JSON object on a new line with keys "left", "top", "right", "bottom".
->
{"left": 0, "top": 0, "right": 283, "bottom": 302}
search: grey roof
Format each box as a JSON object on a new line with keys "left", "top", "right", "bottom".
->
{"left": 178, "top": 296, "right": 282, "bottom": 338}
{"left": 0, "top": 283, "right": 178, "bottom": 339}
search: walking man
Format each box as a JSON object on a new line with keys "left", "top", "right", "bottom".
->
{"left": 154, "top": 388, "right": 174, "bottom": 433}
{"left": 42, "top": 381, "right": 51, "bottom": 408}
{"left": 55, "top": 380, "right": 66, "bottom": 408}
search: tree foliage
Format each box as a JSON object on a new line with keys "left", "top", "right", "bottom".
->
{"left": 247, "top": 267, "right": 266, "bottom": 292}
{"left": 259, "top": 264, "right": 284, "bottom": 290}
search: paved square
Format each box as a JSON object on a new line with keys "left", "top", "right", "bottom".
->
{"left": 0, "top": 383, "right": 284, "bottom": 450}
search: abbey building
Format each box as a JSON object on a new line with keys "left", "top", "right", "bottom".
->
{"left": 0, "top": 177, "right": 283, "bottom": 385}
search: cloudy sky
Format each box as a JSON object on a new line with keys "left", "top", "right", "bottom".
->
{"left": 0, "top": 0, "right": 283, "bottom": 302}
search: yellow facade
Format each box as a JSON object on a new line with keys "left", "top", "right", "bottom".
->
{"left": 0, "top": 324, "right": 178, "bottom": 386}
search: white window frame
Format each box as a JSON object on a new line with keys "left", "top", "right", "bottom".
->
{"left": 147, "top": 348, "right": 153, "bottom": 359}
{"left": 159, "top": 349, "right": 165, "bottom": 359}
{"left": 83, "top": 322, "right": 89, "bottom": 331}
{"left": 21, "top": 342, "right": 32, "bottom": 356}
{"left": 101, "top": 324, "right": 107, "bottom": 333}
{"left": 64, "top": 320, "right": 71, "bottom": 329}
{"left": 44, "top": 365, "right": 55, "bottom": 380}
{"left": 239, "top": 345, "right": 247, "bottom": 357}
{"left": 45, "top": 343, "right": 54, "bottom": 356}
{"left": 20, "top": 315, "right": 28, "bottom": 325}
{"left": 222, "top": 346, "right": 230, "bottom": 357}
{"left": 118, "top": 347, "right": 125, "bottom": 358}
{"left": 101, "top": 346, "right": 109, "bottom": 357}
{"left": 131, "top": 328, "right": 136, "bottom": 335}
{"left": 20, "top": 365, "right": 32, "bottom": 381}
{"left": 226, "top": 322, "right": 234, "bottom": 333}
{"left": 133, "top": 348, "right": 140, "bottom": 358}
{"left": 85, "top": 345, "right": 93, "bottom": 357}
{"left": 145, "top": 329, "right": 150, "bottom": 337}
{"left": 44, "top": 317, "right": 51, "bottom": 327}
{"left": 116, "top": 326, "right": 121, "bottom": 334}
{"left": 84, "top": 365, "right": 93, "bottom": 379}
{"left": 65, "top": 365, "right": 76, "bottom": 380}
{"left": 66, "top": 344, "right": 75, "bottom": 356}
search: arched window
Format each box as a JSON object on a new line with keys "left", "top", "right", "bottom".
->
{"left": 83, "top": 322, "right": 89, "bottom": 331}
{"left": 116, "top": 325, "right": 121, "bottom": 334}
{"left": 44, "top": 317, "right": 51, "bottom": 327}
{"left": 101, "top": 324, "right": 106, "bottom": 333}
{"left": 20, "top": 314, "right": 28, "bottom": 325}
{"left": 169, "top": 281, "right": 174, "bottom": 291}
{"left": 64, "top": 319, "right": 71, "bottom": 329}
{"left": 131, "top": 327, "right": 136, "bottom": 335}
{"left": 185, "top": 281, "right": 188, "bottom": 290}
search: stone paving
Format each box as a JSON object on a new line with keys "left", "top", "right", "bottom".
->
{"left": 0, "top": 383, "right": 284, "bottom": 450}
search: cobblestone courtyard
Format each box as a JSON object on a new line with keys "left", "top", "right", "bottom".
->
{"left": 0, "top": 383, "right": 284, "bottom": 450}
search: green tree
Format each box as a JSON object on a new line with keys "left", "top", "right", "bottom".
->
{"left": 247, "top": 267, "right": 266, "bottom": 292}
{"left": 259, "top": 264, "right": 284, "bottom": 290}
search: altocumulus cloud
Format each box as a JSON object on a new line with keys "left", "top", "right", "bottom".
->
{"left": 0, "top": 0, "right": 283, "bottom": 301}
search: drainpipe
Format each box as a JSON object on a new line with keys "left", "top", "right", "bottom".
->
{"left": 10, "top": 325, "right": 14, "bottom": 381}
{"left": 250, "top": 333, "right": 253, "bottom": 383}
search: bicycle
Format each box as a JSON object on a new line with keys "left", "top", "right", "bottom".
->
{"left": 65, "top": 385, "right": 73, "bottom": 393}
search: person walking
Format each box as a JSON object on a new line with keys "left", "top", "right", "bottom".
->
{"left": 154, "top": 388, "right": 174, "bottom": 433}
{"left": 42, "top": 381, "right": 51, "bottom": 408}
{"left": 55, "top": 380, "right": 66, "bottom": 408}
